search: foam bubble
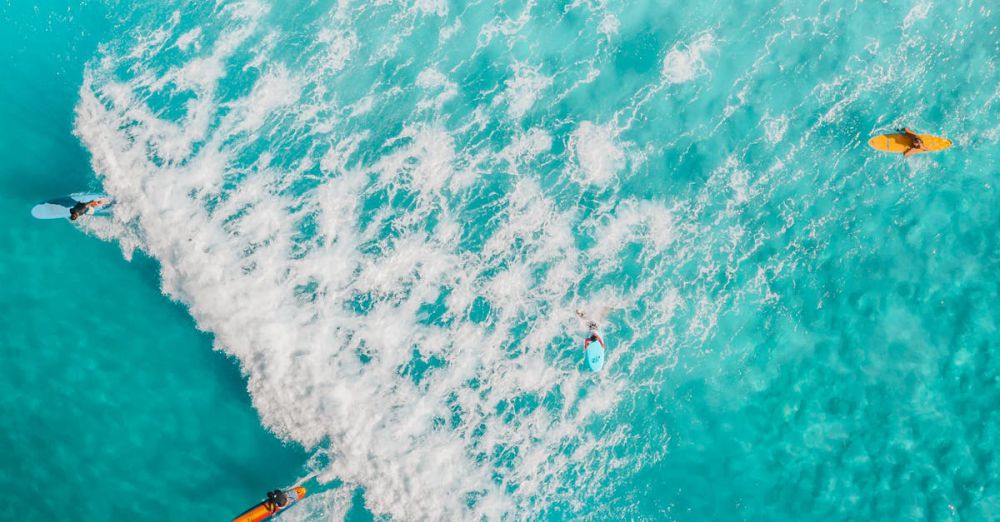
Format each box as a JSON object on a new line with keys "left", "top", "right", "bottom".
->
{"left": 316, "top": 28, "right": 358, "bottom": 74}
{"left": 592, "top": 199, "right": 678, "bottom": 261}
{"left": 500, "top": 127, "right": 553, "bottom": 173}
{"left": 416, "top": 68, "right": 458, "bottom": 111}
{"left": 598, "top": 13, "right": 620, "bottom": 37}
{"left": 762, "top": 114, "right": 789, "bottom": 144}
{"left": 174, "top": 27, "right": 202, "bottom": 52}
{"left": 903, "top": 2, "right": 932, "bottom": 30}
{"left": 413, "top": 0, "right": 448, "bottom": 17}
{"left": 661, "top": 33, "right": 716, "bottom": 84}
{"left": 568, "top": 121, "right": 626, "bottom": 184}
{"left": 499, "top": 62, "right": 553, "bottom": 119}
{"left": 278, "top": 488, "right": 353, "bottom": 522}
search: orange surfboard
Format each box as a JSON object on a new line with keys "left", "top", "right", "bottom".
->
{"left": 232, "top": 487, "right": 307, "bottom": 522}
{"left": 867, "top": 133, "right": 952, "bottom": 154}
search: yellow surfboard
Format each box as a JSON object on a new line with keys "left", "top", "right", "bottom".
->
{"left": 867, "top": 133, "right": 952, "bottom": 154}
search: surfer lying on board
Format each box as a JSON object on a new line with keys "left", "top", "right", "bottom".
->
{"left": 584, "top": 332, "right": 605, "bottom": 351}
{"left": 899, "top": 127, "right": 927, "bottom": 158}
{"left": 68, "top": 198, "right": 109, "bottom": 221}
{"left": 264, "top": 490, "right": 289, "bottom": 513}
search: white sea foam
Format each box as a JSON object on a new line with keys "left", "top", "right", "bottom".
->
{"left": 592, "top": 198, "right": 678, "bottom": 262}
{"left": 68, "top": 1, "right": 779, "bottom": 518}
{"left": 413, "top": 0, "right": 448, "bottom": 17}
{"left": 499, "top": 62, "right": 553, "bottom": 119}
{"left": 662, "top": 33, "right": 716, "bottom": 84}
{"left": 598, "top": 13, "right": 620, "bottom": 37}
{"left": 477, "top": 0, "right": 537, "bottom": 47}
{"left": 568, "top": 121, "right": 626, "bottom": 184}
{"left": 316, "top": 28, "right": 359, "bottom": 74}
{"left": 902, "top": 1, "right": 932, "bottom": 30}
{"left": 279, "top": 488, "right": 353, "bottom": 522}
{"left": 73, "top": 5, "right": 629, "bottom": 520}
{"left": 762, "top": 114, "right": 789, "bottom": 144}
{"left": 415, "top": 68, "right": 458, "bottom": 111}
{"left": 499, "top": 127, "right": 553, "bottom": 175}
{"left": 174, "top": 27, "right": 202, "bottom": 52}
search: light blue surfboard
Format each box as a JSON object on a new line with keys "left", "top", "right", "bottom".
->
{"left": 31, "top": 192, "right": 112, "bottom": 220}
{"left": 585, "top": 330, "right": 605, "bottom": 371}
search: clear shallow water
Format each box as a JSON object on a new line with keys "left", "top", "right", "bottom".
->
{"left": 5, "top": 0, "right": 1000, "bottom": 520}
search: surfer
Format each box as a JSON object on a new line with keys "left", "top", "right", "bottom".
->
{"left": 264, "top": 490, "right": 288, "bottom": 513}
{"left": 577, "top": 308, "right": 608, "bottom": 371}
{"left": 899, "top": 127, "right": 927, "bottom": 157}
{"left": 233, "top": 487, "right": 305, "bottom": 522}
{"left": 68, "top": 198, "right": 109, "bottom": 221}
{"left": 584, "top": 332, "right": 605, "bottom": 352}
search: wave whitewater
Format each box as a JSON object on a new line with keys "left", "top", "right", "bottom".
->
{"left": 71, "top": 0, "right": 999, "bottom": 519}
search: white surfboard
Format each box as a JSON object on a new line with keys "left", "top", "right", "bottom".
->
{"left": 31, "top": 193, "right": 112, "bottom": 220}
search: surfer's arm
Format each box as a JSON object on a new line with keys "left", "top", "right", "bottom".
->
{"left": 903, "top": 147, "right": 917, "bottom": 157}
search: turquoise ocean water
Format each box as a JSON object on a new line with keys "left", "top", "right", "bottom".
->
{"left": 3, "top": 1, "right": 998, "bottom": 520}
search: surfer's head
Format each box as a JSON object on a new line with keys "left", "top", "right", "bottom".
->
{"left": 69, "top": 209, "right": 79, "bottom": 221}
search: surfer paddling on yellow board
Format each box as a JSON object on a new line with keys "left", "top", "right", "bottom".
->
{"left": 69, "top": 198, "right": 110, "bottom": 220}
{"left": 899, "top": 127, "right": 928, "bottom": 157}
{"left": 867, "top": 128, "right": 952, "bottom": 156}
